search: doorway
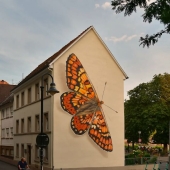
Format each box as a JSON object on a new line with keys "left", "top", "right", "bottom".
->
{"left": 27, "top": 145, "right": 31, "bottom": 164}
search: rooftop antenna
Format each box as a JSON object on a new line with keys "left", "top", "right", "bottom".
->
{"left": 22, "top": 73, "right": 24, "bottom": 80}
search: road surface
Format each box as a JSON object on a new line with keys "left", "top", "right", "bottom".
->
{"left": 0, "top": 160, "right": 16, "bottom": 170}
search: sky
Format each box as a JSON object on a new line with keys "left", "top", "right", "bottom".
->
{"left": 0, "top": 0, "right": 169, "bottom": 99}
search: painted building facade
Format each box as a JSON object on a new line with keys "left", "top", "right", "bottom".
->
{"left": 11, "top": 26, "right": 127, "bottom": 169}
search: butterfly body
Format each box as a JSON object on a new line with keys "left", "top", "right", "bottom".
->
{"left": 60, "top": 53, "right": 113, "bottom": 152}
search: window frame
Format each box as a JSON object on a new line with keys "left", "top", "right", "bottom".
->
{"left": 21, "top": 91, "right": 25, "bottom": 106}
{"left": 16, "top": 95, "right": 19, "bottom": 109}
{"left": 35, "top": 83, "right": 40, "bottom": 101}
{"left": 16, "top": 120, "right": 19, "bottom": 134}
{"left": 28, "top": 88, "right": 32, "bottom": 104}
{"left": 44, "top": 113, "right": 49, "bottom": 132}
{"left": 27, "top": 117, "right": 31, "bottom": 133}
{"left": 21, "top": 118, "right": 24, "bottom": 133}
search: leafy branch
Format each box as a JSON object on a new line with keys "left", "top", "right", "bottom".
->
{"left": 111, "top": 0, "right": 170, "bottom": 47}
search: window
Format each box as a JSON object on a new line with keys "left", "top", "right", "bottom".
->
{"left": 27, "top": 117, "right": 31, "bottom": 132}
{"left": 44, "top": 113, "right": 49, "bottom": 131}
{"left": 35, "top": 115, "right": 40, "bottom": 132}
{"left": 35, "top": 83, "right": 40, "bottom": 101}
{"left": 6, "top": 128, "right": 9, "bottom": 138}
{"left": 16, "top": 120, "right": 19, "bottom": 134}
{"left": 10, "top": 127, "right": 13, "bottom": 137}
{"left": 44, "top": 146, "right": 48, "bottom": 162}
{"left": 21, "top": 144, "right": 24, "bottom": 157}
{"left": 16, "top": 95, "right": 19, "bottom": 109}
{"left": 44, "top": 78, "right": 48, "bottom": 97}
{"left": 16, "top": 144, "right": 19, "bottom": 157}
{"left": 21, "top": 92, "right": 25, "bottom": 106}
{"left": 28, "top": 88, "right": 31, "bottom": 104}
{"left": 2, "top": 129, "right": 5, "bottom": 138}
{"left": 35, "top": 145, "right": 39, "bottom": 160}
{"left": 6, "top": 149, "right": 9, "bottom": 156}
{"left": 10, "top": 149, "right": 14, "bottom": 156}
{"left": 1, "top": 109, "right": 5, "bottom": 118}
{"left": 10, "top": 106, "right": 13, "bottom": 116}
{"left": 21, "top": 119, "right": 24, "bottom": 133}
{"left": 6, "top": 108, "right": 9, "bottom": 118}
{"left": 2, "top": 149, "right": 5, "bottom": 155}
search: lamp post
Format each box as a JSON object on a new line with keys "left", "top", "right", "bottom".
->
{"left": 37, "top": 73, "right": 59, "bottom": 170}
{"left": 138, "top": 131, "right": 141, "bottom": 144}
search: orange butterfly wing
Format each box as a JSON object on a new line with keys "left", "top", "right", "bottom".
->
{"left": 66, "top": 53, "right": 98, "bottom": 99}
{"left": 60, "top": 53, "right": 113, "bottom": 152}
{"left": 88, "top": 110, "right": 113, "bottom": 152}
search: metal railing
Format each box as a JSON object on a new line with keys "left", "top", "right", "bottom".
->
{"left": 125, "top": 156, "right": 157, "bottom": 165}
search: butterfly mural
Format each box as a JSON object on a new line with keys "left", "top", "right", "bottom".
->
{"left": 60, "top": 53, "right": 113, "bottom": 152}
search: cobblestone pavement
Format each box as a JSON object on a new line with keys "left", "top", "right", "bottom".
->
{"left": 158, "top": 161, "right": 169, "bottom": 170}
{"left": 0, "top": 160, "right": 16, "bottom": 170}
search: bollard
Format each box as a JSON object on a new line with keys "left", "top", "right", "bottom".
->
{"left": 153, "top": 162, "right": 157, "bottom": 170}
{"left": 157, "top": 161, "right": 161, "bottom": 170}
{"left": 165, "top": 161, "right": 169, "bottom": 170}
{"left": 144, "top": 161, "right": 148, "bottom": 170}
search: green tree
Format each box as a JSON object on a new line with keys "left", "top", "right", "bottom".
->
{"left": 125, "top": 73, "right": 170, "bottom": 151}
{"left": 125, "top": 82, "right": 156, "bottom": 147}
{"left": 111, "top": 0, "right": 170, "bottom": 47}
{"left": 151, "top": 73, "right": 170, "bottom": 151}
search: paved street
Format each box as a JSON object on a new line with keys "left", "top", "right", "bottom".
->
{"left": 158, "top": 161, "right": 169, "bottom": 170}
{"left": 0, "top": 160, "right": 16, "bottom": 170}
{"left": 0, "top": 159, "right": 169, "bottom": 170}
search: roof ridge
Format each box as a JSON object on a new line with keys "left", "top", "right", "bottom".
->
{"left": 12, "top": 26, "right": 92, "bottom": 91}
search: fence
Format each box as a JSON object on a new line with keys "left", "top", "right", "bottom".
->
{"left": 125, "top": 156, "right": 157, "bottom": 165}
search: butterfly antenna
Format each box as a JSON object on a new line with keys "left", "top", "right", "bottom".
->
{"left": 103, "top": 104, "right": 118, "bottom": 113}
{"left": 101, "top": 82, "right": 107, "bottom": 101}
{"left": 101, "top": 82, "right": 118, "bottom": 113}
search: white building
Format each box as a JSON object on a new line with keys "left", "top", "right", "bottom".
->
{"left": 0, "top": 80, "right": 15, "bottom": 159}
{"left": 12, "top": 26, "right": 128, "bottom": 169}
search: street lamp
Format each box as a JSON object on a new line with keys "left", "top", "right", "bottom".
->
{"left": 36, "top": 73, "right": 59, "bottom": 170}
{"left": 138, "top": 131, "right": 141, "bottom": 144}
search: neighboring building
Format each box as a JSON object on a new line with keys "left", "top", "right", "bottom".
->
{"left": 0, "top": 94, "right": 14, "bottom": 159}
{"left": 0, "top": 80, "right": 15, "bottom": 159}
{"left": 12, "top": 26, "right": 128, "bottom": 169}
{"left": 0, "top": 80, "right": 15, "bottom": 103}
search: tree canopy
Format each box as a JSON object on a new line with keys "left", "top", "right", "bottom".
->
{"left": 111, "top": 0, "right": 170, "bottom": 47}
{"left": 125, "top": 73, "right": 170, "bottom": 150}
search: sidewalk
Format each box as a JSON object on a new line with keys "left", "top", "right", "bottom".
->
{"left": 0, "top": 160, "right": 16, "bottom": 170}
{"left": 0, "top": 156, "right": 169, "bottom": 170}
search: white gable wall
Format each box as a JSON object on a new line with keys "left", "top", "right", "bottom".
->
{"left": 52, "top": 29, "right": 125, "bottom": 169}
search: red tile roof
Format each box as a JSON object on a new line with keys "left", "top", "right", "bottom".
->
{"left": 0, "top": 80, "right": 9, "bottom": 84}
{"left": 0, "top": 84, "right": 16, "bottom": 104}
{"left": 12, "top": 26, "right": 92, "bottom": 91}
{"left": 0, "top": 93, "right": 14, "bottom": 106}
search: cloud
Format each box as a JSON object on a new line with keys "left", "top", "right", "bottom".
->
{"left": 105, "top": 33, "right": 144, "bottom": 42}
{"left": 95, "top": 2, "right": 111, "bottom": 9}
{"left": 102, "top": 2, "right": 111, "bottom": 9}
{"left": 95, "top": 4, "right": 100, "bottom": 8}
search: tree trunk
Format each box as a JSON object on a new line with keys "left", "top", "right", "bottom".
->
{"left": 132, "top": 141, "right": 135, "bottom": 150}
{"left": 163, "top": 143, "right": 168, "bottom": 152}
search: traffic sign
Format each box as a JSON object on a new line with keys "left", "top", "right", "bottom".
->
{"left": 36, "top": 133, "right": 49, "bottom": 147}
{"left": 138, "top": 138, "right": 142, "bottom": 143}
